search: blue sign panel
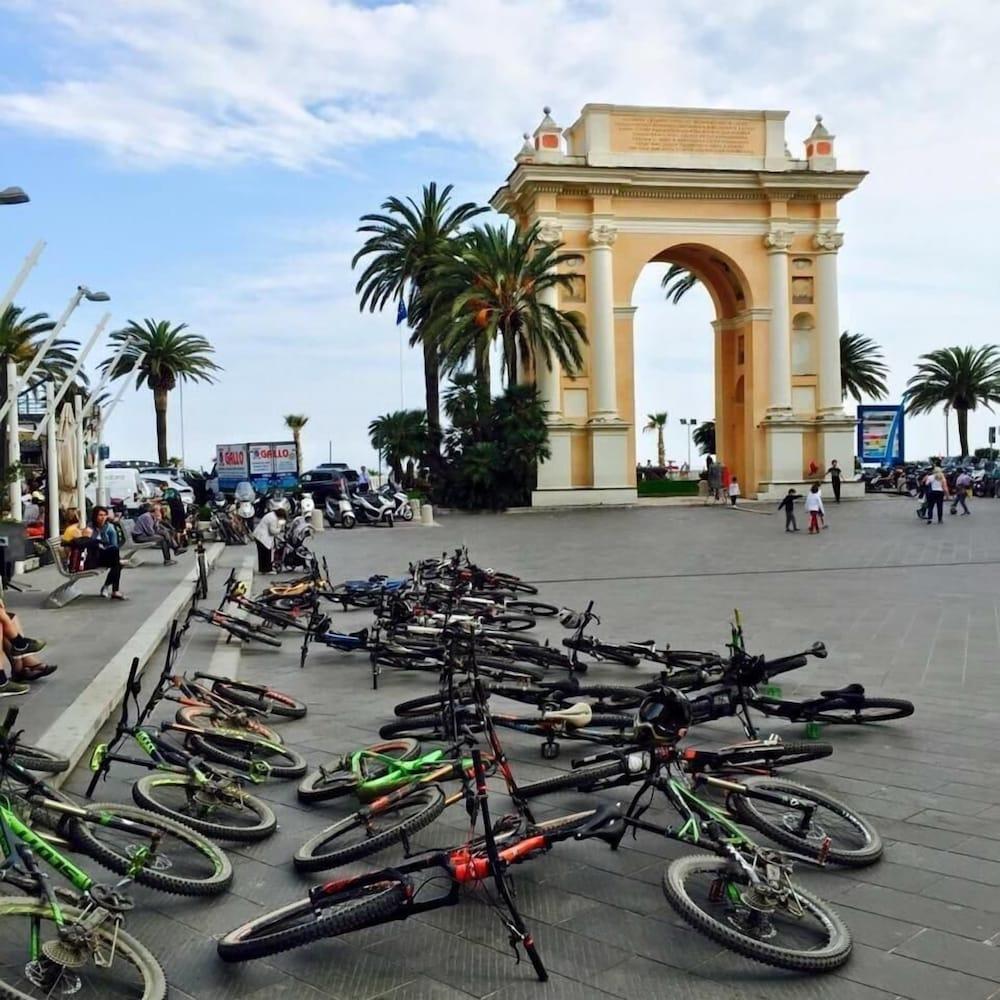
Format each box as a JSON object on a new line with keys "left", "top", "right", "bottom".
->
{"left": 857, "top": 405, "right": 905, "bottom": 464}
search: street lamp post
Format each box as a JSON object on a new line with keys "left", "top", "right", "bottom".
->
{"left": 679, "top": 418, "right": 697, "bottom": 470}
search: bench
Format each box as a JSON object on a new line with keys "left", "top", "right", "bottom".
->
{"left": 43, "top": 538, "right": 101, "bottom": 609}
{"left": 119, "top": 519, "right": 164, "bottom": 567}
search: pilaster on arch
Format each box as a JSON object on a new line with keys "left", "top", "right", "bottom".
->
{"left": 493, "top": 103, "right": 866, "bottom": 506}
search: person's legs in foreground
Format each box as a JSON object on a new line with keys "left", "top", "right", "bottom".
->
{"left": 959, "top": 492, "right": 970, "bottom": 515}
{"left": 0, "top": 603, "right": 44, "bottom": 656}
{"left": 0, "top": 651, "right": 28, "bottom": 696}
{"left": 256, "top": 540, "right": 272, "bottom": 573}
{"left": 808, "top": 511, "right": 819, "bottom": 534}
{"left": 927, "top": 495, "right": 943, "bottom": 524}
{"left": 832, "top": 479, "right": 841, "bottom": 503}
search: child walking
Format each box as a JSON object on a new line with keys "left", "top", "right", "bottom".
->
{"left": 728, "top": 476, "right": 740, "bottom": 506}
{"left": 805, "top": 483, "right": 825, "bottom": 534}
{"left": 777, "top": 489, "right": 801, "bottom": 532}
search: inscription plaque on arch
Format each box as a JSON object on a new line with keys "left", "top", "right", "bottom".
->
{"left": 610, "top": 111, "right": 764, "bottom": 156}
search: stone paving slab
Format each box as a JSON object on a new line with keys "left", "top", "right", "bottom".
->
{"left": 39, "top": 499, "right": 1000, "bottom": 998}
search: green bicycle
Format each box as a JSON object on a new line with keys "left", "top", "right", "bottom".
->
{"left": 296, "top": 738, "right": 424, "bottom": 804}
{"left": 0, "top": 713, "right": 168, "bottom": 998}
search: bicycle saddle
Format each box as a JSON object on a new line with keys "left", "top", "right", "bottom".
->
{"left": 819, "top": 683, "right": 866, "bottom": 698}
{"left": 541, "top": 703, "right": 593, "bottom": 728}
{"left": 572, "top": 802, "right": 624, "bottom": 845}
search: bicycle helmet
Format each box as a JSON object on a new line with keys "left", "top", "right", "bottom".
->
{"left": 637, "top": 687, "right": 691, "bottom": 741}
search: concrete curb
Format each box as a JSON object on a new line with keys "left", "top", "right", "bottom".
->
{"left": 41, "top": 542, "right": 225, "bottom": 785}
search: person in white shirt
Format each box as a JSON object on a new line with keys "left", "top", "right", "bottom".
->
{"left": 727, "top": 477, "right": 740, "bottom": 506}
{"left": 252, "top": 508, "right": 287, "bottom": 572}
{"left": 924, "top": 469, "right": 948, "bottom": 525}
{"left": 805, "top": 483, "right": 825, "bottom": 534}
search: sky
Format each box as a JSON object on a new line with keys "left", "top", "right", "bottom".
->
{"left": 0, "top": 0, "right": 997, "bottom": 472}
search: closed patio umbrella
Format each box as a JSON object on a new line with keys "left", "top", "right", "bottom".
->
{"left": 57, "top": 402, "right": 77, "bottom": 513}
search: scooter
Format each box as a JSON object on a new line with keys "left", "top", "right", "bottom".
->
{"left": 325, "top": 494, "right": 356, "bottom": 529}
{"left": 233, "top": 481, "right": 257, "bottom": 534}
{"left": 378, "top": 483, "right": 413, "bottom": 521}
{"left": 350, "top": 487, "right": 395, "bottom": 527}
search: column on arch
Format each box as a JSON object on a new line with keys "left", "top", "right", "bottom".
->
{"left": 763, "top": 228, "right": 794, "bottom": 414}
{"left": 814, "top": 230, "right": 845, "bottom": 413}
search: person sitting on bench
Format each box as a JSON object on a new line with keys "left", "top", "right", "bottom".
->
{"left": 0, "top": 600, "right": 54, "bottom": 696}
{"left": 132, "top": 505, "right": 179, "bottom": 565}
{"left": 61, "top": 507, "right": 127, "bottom": 600}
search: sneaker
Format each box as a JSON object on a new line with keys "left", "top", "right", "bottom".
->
{"left": 0, "top": 678, "right": 29, "bottom": 697}
{"left": 164, "top": 559, "right": 178, "bottom": 567}
{"left": 10, "top": 636, "right": 45, "bottom": 655}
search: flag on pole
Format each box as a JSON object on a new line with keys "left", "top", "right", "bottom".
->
{"left": 396, "top": 299, "right": 408, "bottom": 325}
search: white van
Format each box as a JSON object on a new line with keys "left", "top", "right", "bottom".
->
{"left": 84, "top": 468, "right": 153, "bottom": 514}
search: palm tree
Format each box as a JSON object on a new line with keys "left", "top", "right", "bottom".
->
{"left": 643, "top": 412, "right": 668, "bottom": 466}
{"left": 368, "top": 409, "right": 428, "bottom": 485}
{"left": 693, "top": 420, "right": 716, "bottom": 456}
{"left": 426, "top": 222, "right": 586, "bottom": 391}
{"left": 353, "top": 183, "right": 487, "bottom": 471}
{"left": 904, "top": 346, "right": 1000, "bottom": 458}
{"left": 0, "top": 304, "right": 79, "bottom": 391}
{"left": 100, "top": 319, "right": 220, "bottom": 465}
{"left": 283, "top": 414, "right": 309, "bottom": 475}
{"left": 840, "top": 331, "right": 888, "bottom": 403}
{"left": 661, "top": 264, "right": 699, "bottom": 304}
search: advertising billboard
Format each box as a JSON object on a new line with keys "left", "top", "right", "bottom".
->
{"left": 857, "top": 405, "right": 905, "bottom": 464}
{"left": 215, "top": 441, "right": 298, "bottom": 490}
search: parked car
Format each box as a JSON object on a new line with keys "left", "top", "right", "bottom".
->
{"left": 140, "top": 473, "right": 195, "bottom": 506}
{"left": 299, "top": 467, "right": 358, "bottom": 505}
{"left": 85, "top": 468, "right": 154, "bottom": 515}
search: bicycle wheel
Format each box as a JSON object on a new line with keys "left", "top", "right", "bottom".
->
{"left": 69, "top": 802, "right": 233, "bottom": 896}
{"left": 493, "top": 575, "right": 538, "bottom": 595}
{"left": 490, "top": 614, "right": 537, "bottom": 633}
{"left": 519, "top": 759, "right": 627, "bottom": 798}
{"left": 293, "top": 787, "right": 446, "bottom": 872}
{"left": 567, "top": 685, "right": 646, "bottom": 711}
{"left": 9, "top": 743, "right": 70, "bottom": 774}
{"left": 0, "top": 896, "right": 167, "bottom": 999}
{"left": 174, "top": 704, "right": 283, "bottom": 744}
{"left": 209, "top": 679, "right": 307, "bottom": 719}
{"left": 218, "top": 880, "right": 407, "bottom": 963}
{"left": 662, "top": 854, "right": 852, "bottom": 972}
{"left": 505, "top": 600, "right": 559, "bottom": 617}
{"left": 186, "top": 730, "right": 307, "bottom": 779}
{"left": 727, "top": 778, "right": 882, "bottom": 867}
{"left": 132, "top": 773, "right": 277, "bottom": 842}
{"left": 808, "top": 698, "right": 914, "bottom": 725}
{"left": 297, "top": 739, "right": 421, "bottom": 804}
{"left": 378, "top": 715, "right": 473, "bottom": 741}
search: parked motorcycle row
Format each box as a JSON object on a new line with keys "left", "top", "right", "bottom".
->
{"left": 862, "top": 458, "right": 1000, "bottom": 497}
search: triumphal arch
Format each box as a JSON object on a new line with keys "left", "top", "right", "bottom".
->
{"left": 491, "top": 104, "right": 866, "bottom": 504}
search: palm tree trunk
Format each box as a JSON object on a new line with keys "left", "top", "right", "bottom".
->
{"left": 474, "top": 343, "right": 491, "bottom": 396}
{"left": 657, "top": 429, "right": 665, "bottom": 468}
{"left": 423, "top": 339, "right": 442, "bottom": 473}
{"left": 503, "top": 333, "right": 517, "bottom": 389}
{"left": 293, "top": 429, "right": 302, "bottom": 475}
{"left": 957, "top": 407, "right": 970, "bottom": 458}
{"left": 153, "top": 388, "right": 169, "bottom": 466}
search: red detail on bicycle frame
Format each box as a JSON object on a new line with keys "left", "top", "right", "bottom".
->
{"left": 450, "top": 836, "right": 548, "bottom": 883}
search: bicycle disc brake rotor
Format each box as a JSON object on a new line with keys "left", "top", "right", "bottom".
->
{"left": 125, "top": 843, "right": 173, "bottom": 871}
{"left": 780, "top": 810, "right": 828, "bottom": 843}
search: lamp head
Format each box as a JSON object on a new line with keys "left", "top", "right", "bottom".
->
{"left": 79, "top": 286, "right": 110, "bottom": 302}
{"left": 0, "top": 186, "right": 29, "bottom": 205}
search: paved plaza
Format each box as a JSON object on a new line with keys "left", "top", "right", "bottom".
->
{"left": 45, "top": 496, "right": 1000, "bottom": 999}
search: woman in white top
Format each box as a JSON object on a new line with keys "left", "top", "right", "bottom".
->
{"left": 924, "top": 469, "right": 948, "bottom": 525}
{"left": 252, "top": 508, "right": 287, "bottom": 572}
{"left": 805, "top": 484, "right": 825, "bottom": 534}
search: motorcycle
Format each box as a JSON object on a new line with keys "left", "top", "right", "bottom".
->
{"left": 257, "top": 486, "right": 295, "bottom": 518}
{"left": 350, "top": 487, "right": 394, "bottom": 527}
{"left": 378, "top": 483, "right": 413, "bottom": 521}
{"left": 233, "top": 481, "right": 257, "bottom": 534}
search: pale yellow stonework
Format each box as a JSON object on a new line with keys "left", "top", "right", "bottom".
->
{"left": 492, "top": 105, "right": 865, "bottom": 505}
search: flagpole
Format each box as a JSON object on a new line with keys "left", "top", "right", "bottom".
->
{"left": 399, "top": 324, "right": 404, "bottom": 409}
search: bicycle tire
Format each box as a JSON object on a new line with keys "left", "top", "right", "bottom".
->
{"left": 132, "top": 773, "right": 278, "bottom": 842}
{"left": 807, "top": 698, "right": 915, "bottom": 725}
{"left": 174, "top": 704, "right": 282, "bottom": 744}
{"left": 519, "top": 759, "right": 627, "bottom": 798}
{"left": 506, "top": 644, "right": 573, "bottom": 669}
{"left": 0, "top": 896, "right": 167, "bottom": 999}
{"left": 9, "top": 744, "right": 70, "bottom": 774}
{"left": 210, "top": 680, "right": 307, "bottom": 719}
{"left": 474, "top": 658, "right": 546, "bottom": 683}
{"left": 494, "top": 576, "right": 538, "bottom": 595}
{"left": 505, "top": 600, "right": 559, "bottom": 617}
{"left": 187, "top": 730, "right": 308, "bottom": 778}
{"left": 218, "top": 880, "right": 407, "bottom": 963}
{"left": 662, "top": 854, "right": 852, "bottom": 972}
{"left": 378, "top": 714, "right": 474, "bottom": 741}
{"left": 491, "top": 614, "right": 537, "bottom": 633}
{"left": 727, "top": 778, "right": 883, "bottom": 867}
{"left": 297, "top": 739, "right": 421, "bottom": 804}
{"left": 293, "top": 787, "right": 446, "bottom": 872}
{"left": 69, "top": 802, "right": 233, "bottom": 896}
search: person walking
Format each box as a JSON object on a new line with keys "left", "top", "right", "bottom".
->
{"left": 924, "top": 468, "right": 948, "bottom": 525}
{"left": 708, "top": 460, "right": 722, "bottom": 503}
{"left": 778, "top": 489, "right": 802, "bottom": 532}
{"left": 826, "top": 459, "right": 843, "bottom": 504}
{"left": 728, "top": 476, "right": 740, "bottom": 506}
{"left": 805, "top": 483, "right": 825, "bottom": 534}
{"left": 954, "top": 470, "right": 972, "bottom": 515}
{"left": 252, "top": 507, "right": 287, "bottom": 573}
